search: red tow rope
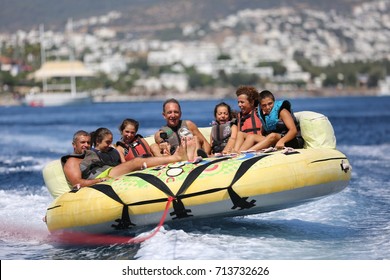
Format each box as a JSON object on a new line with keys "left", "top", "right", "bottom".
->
{"left": 51, "top": 196, "right": 175, "bottom": 246}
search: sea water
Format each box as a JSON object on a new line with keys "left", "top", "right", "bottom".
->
{"left": 0, "top": 96, "right": 389, "bottom": 260}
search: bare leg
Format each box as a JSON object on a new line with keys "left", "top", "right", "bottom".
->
{"left": 109, "top": 144, "right": 188, "bottom": 177}
{"left": 238, "top": 134, "right": 265, "bottom": 152}
{"left": 194, "top": 136, "right": 202, "bottom": 151}
{"left": 232, "top": 131, "right": 246, "bottom": 153}
{"left": 249, "top": 133, "right": 281, "bottom": 151}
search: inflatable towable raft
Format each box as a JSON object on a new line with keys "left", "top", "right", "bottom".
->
{"left": 43, "top": 111, "right": 352, "bottom": 235}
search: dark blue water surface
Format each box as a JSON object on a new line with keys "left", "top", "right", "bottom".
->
{"left": 0, "top": 95, "right": 389, "bottom": 260}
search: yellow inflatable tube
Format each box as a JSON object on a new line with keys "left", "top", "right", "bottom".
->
{"left": 43, "top": 111, "right": 352, "bottom": 234}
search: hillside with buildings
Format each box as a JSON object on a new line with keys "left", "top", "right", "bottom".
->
{"left": 0, "top": 0, "right": 389, "bottom": 104}
{"left": 0, "top": 0, "right": 367, "bottom": 32}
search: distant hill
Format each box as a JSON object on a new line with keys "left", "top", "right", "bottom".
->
{"left": 0, "top": 0, "right": 145, "bottom": 32}
{"left": 0, "top": 0, "right": 366, "bottom": 33}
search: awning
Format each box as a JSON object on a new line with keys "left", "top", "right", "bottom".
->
{"left": 32, "top": 61, "right": 94, "bottom": 80}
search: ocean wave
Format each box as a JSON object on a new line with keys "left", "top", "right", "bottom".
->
{"left": 0, "top": 156, "right": 52, "bottom": 174}
{"left": 0, "top": 189, "right": 52, "bottom": 244}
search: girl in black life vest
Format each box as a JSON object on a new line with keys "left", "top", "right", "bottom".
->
{"left": 210, "top": 102, "right": 238, "bottom": 155}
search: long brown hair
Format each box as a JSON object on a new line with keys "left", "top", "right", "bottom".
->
{"left": 90, "top": 127, "right": 112, "bottom": 147}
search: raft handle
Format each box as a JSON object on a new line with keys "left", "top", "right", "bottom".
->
{"left": 340, "top": 160, "right": 352, "bottom": 173}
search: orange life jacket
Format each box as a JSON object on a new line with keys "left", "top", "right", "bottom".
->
{"left": 237, "top": 109, "right": 262, "bottom": 135}
{"left": 116, "top": 135, "right": 152, "bottom": 161}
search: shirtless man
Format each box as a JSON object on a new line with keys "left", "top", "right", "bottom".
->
{"left": 72, "top": 130, "right": 91, "bottom": 154}
{"left": 63, "top": 129, "right": 191, "bottom": 189}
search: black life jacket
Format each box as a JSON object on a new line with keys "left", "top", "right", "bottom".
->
{"left": 92, "top": 147, "right": 121, "bottom": 167}
{"left": 211, "top": 120, "right": 234, "bottom": 153}
{"left": 160, "top": 120, "right": 189, "bottom": 154}
{"left": 61, "top": 150, "right": 111, "bottom": 179}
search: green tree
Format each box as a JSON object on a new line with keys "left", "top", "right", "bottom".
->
{"left": 186, "top": 66, "right": 215, "bottom": 88}
{"left": 217, "top": 54, "right": 231, "bottom": 60}
{"left": 258, "top": 61, "right": 287, "bottom": 76}
{"left": 0, "top": 71, "right": 17, "bottom": 88}
{"left": 226, "top": 72, "right": 259, "bottom": 87}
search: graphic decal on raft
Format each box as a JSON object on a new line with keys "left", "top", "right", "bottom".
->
{"left": 90, "top": 153, "right": 274, "bottom": 229}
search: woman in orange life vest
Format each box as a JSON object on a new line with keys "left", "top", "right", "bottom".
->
{"left": 116, "top": 118, "right": 161, "bottom": 162}
{"left": 237, "top": 90, "right": 304, "bottom": 151}
{"left": 232, "top": 85, "right": 263, "bottom": 153}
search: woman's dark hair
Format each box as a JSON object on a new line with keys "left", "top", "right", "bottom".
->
{"left": 119, "top": 118, "right": 139, "bottom": 133}
{"left": 90, "top": 127, "right": 112, "bottom": 147}
{"left": 259, "top": 90, "right": 275, "bottom": 101}
{"left": 236, "top": 85, "right": 259, "bottom": 107}
{"left": 214, "top": 102, "right": 233, "bottom": 120}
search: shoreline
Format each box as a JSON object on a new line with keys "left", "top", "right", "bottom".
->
{"left": 0, "top": 88, "right": 383, "bottom": 107}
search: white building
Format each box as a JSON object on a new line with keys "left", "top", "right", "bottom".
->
{"left": 160, "top": 73, "right": 188, "bottom": 92}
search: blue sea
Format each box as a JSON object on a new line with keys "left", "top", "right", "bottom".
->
{"left": 0, "top": 95, "right": 389, "bottom": 261}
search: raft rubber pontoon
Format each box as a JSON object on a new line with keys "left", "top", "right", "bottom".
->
{"left": 43, "top": 111, "right": 352, "bottom": 235}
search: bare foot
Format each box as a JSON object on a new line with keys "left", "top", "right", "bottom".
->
{"left": 182, "top": 136, "right": 197, "bottom": 161}
{"left": 173, "top": 143, "right": 188, "bottom": 161}
{"left": 161, "top": 143, "right": 171, "bottom": 156}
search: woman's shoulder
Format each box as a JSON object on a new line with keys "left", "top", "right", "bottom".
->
{"left": 279, "top": 107, "right": 294, "bottom": 119}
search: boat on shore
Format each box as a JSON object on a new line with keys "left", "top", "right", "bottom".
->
{"left": 378, "top": 76, "right": 390, "bottom": 96}
{"left": 23, "top": 60, "right": 94, "bottom": 107}
{"left": 23, "top": 92, "right": 92, "bottom": 107}
{"left": 43, "top": 111, "right": 352, "bottom": 236}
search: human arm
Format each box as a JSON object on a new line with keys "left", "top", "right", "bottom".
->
{"left": 154, "top": 129, "right": 165, "bottom": 145}
{"left": 154, "top": 129, "right": 171, "bottom": 155}
{"left": 274, "top": 109, "right": 298, "bottom": 149}
{"left": 115, "top": 145, "right": 127, "bottom": 163}
{"left": 222, "top": 124, "right": 238, "bottom": 154}
{"left": 209, "top": 133, "right": 214, "bottom": 153}
{"left": 63, "top": 157, "right": 107, "bottom": 189}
